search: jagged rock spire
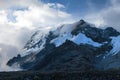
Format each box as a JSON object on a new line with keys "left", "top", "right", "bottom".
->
{"left": 79, "top": 19, "right": 86, "bottom": 25}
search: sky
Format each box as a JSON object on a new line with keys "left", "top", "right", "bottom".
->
{"left": 0, "top": 0, "right": 120, "bottom": 71}
{"left": 43, "top": 0, "right": 110, "bottom": 17}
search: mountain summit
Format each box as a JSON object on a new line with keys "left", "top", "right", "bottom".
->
{"left": 7, "top": 20, "right": 120, "bottom": 71}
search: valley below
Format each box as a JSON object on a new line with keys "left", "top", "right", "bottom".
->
{"left": 0, "top": 70, "right": 120, "bottom": 80}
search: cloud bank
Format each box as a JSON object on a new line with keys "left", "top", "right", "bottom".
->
{"left": 0, "top": 44, "right": 21, "bottom": 71}
{"left": 0, "top": 0, "right": 74, "bottom": 71}
{"left": 84, "top": 0, "right": 120, "bottom": 31}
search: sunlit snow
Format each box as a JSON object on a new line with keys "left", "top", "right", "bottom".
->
{"left": 109, "top": 36, "right": 120, "bottom": 56}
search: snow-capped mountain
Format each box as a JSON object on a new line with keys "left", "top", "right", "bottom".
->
{"left": 7, "top": 20, "right": 120, "bottom": 71}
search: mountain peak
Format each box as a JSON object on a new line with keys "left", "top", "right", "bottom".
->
{"left": 80, "top": 19, "right": 85, "bottom": 23}
{"left": 79, "top": 19, "right": 86, "bottom": 25}
{"left": 7, "top": 20, "right": 120, "bottom": 71}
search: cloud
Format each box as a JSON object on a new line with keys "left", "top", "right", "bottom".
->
{"left": 0, "top": 0, "right": 74, "bottom": 71}
{"left": 102, "top": 0, "right": 120, "bottom": 29}
{"left": 10, "top": 3, "right": 72, "bottom": 29}
{"left": 0, "top": 44, "right": 21, "bottom": 71}
{"left": 0, "top": 0, "right": 40, "bottom": 10}
{"left": 84, "top": 0, "right": 120, "bottom": 31}
{"left": 0, "top": 0, "right": 74, "bottom": 48}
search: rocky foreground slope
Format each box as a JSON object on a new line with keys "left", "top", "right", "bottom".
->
{"left": 7, "top": 20, "right": 120, "bottom": 71}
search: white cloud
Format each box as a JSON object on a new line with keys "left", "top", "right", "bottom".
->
{"left": 10, "top": 4, "right": 72, "bottom": 29}
{"left": 0, "top": 0, "right": 41, "bottom": 10}
{"left": 0, "top": 44, "right": 21, "bottom": 71}
{"left": 84, "top": 13, "right": 104, "bottom": 27}
{"left": 48, "top": 3, "right": 65, "bottom": 9}
{"left": 0, "top": 10, "right": 8, "bottom": 24}
{"left": 0, "top": 0, "right": 74, "bottom": 48}
{"left": 85, "top": 0, "right": 120, "bottom": 31}
{"left": 0, "top": 0, "right": 74, "bottom": 71}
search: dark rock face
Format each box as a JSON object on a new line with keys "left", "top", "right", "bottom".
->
{"left": 7, "top": 20, "right": 120, "bottom": 71}
{"left": 71, "top": 23, "right": 120, "bottom": 43}
{"left": 30, "top": 40, "right": 96, "bottom": 71}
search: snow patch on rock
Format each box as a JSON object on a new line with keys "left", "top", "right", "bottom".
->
{"left": 109, "top": 36, "right": 120, "bottom": 56}
{"left": 71, "top": 33, "right": 102, "bottom": 47}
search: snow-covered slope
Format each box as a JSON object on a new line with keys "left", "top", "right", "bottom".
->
{"left": 71, "top": 33, "right": 102, "bottom": 47}
{"left": 51, "top": 33, "right": 102, "bottom": 47}
{"left": 108, "top": 36, "right": 120, "bottom": 56}
{"left": 23, "top": 20, "right": 103, "bottom": 56}
{"left": 20, "top": 31, "right": 48, "bottom": 56}
{"left": 20, "top": 20, "right": 103, "bottom": 56}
